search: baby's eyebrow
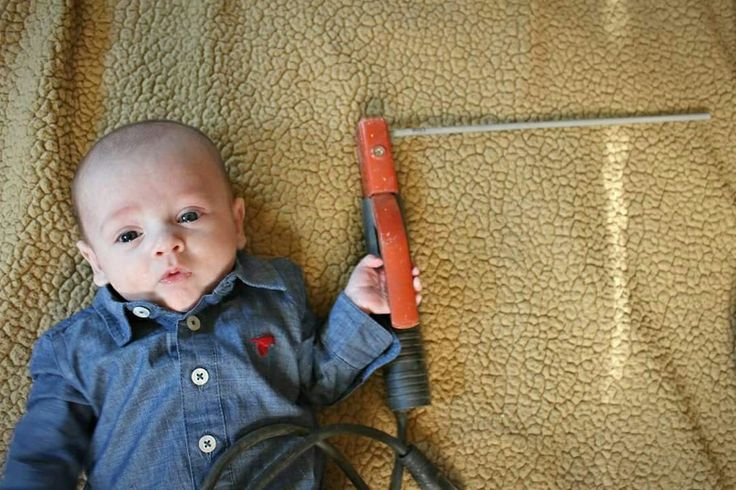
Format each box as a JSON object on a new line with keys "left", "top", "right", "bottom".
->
{"left": 178, "top": 190, "right": 211, "bottom": 202}
{"left": 100, "top": 206, "right": 137, "bottom": 234}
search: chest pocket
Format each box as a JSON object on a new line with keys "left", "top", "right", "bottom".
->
{"left": 218, "top": 294, "right": 304, "bottom": 402}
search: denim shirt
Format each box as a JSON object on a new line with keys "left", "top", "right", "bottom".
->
{"left": 2, "top": 253, "right": 399, "bottom": 489}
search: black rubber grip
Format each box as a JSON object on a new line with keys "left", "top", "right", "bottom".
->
{"left": 384, "top": 326, "right": 431, "bottom": 411}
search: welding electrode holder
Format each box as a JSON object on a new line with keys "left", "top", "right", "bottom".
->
{"left": 356, "top": 117, "right": 431, "bottom": 412}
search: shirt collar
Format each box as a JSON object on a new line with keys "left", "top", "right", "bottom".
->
{"left": 92, "top": 251, "right": 287, "bottom": 346}
{"left": 231, "top": 252, "right": 288, "bottom": 291}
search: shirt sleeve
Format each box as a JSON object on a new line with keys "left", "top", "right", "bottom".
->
{"left": 282, "top": 260, "right": 400, "bottom": 405}
{"left": 1, "top": 335, "right": 94, "bottom": 489}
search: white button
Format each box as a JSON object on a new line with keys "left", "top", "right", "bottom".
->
{"left": 198, "top": 435, "right": 216, "bottom": 453}
{"left": 132, "top": 306, "right": 150, "bottom": 318}
{"left": 186, "top": 316, "right": 201, "bottom": 331}
{"left": 191, "top": 368, "right": 209, "bottom": 386}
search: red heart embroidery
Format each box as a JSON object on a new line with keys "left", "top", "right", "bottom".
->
{"left": 249, "top": 335, "right": 275, "bottom": 357}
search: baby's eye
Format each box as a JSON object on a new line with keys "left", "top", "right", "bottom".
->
{"left": 117, "top": 231, "right": 140, "bottom": 243}
{"left": 179, "top": 211, "right": 200, "bottom": 223}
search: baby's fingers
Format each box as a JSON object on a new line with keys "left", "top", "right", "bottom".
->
{"left": 360, "top": 254, "right": 384, "bottom": 269}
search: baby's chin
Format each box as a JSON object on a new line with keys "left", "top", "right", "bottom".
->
{"left": 155, "top": 289, "right": 205, "bottom": 312}
{"left": 115, "top": 271, "right": 229, "bottom": 312}
{"left": 116, "top": 288, "right": 203, "bottom": 313}
{"left": 161, "top": 298, "right": 199, "bottom": 313}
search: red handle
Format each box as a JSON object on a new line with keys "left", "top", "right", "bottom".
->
{"left": 356, "top": 117, "right": 419, "bottom": 329}
{"left": 370, "top": 194, "right": 419, "bottom": 328}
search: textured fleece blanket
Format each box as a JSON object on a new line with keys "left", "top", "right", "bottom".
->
{"left": 2, "top": 1, "right": 736, "bottom": 488}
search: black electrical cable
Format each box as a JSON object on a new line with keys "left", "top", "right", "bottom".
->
{"left": 198, "top": 424, "right": 365, "bottom": 489}
{"left": 239, "top": 424, "right": 457, "bottom": 490}
{"left": 390, "top": 411, "right": 409, "bottom": 490}
{"left": 314, "top": 441, "right": 370, "bottom": 490}
{"left": 247, "top": 424, "right": 408, "bottom": 490}
{"left": 200, "top": 423, "right": 370, "bottom": 490}
{"left": 200, "top": 422, "right": 458, "bottom": 489}
{"left": 200, "top": 424, "right": 305, "bottom": 490}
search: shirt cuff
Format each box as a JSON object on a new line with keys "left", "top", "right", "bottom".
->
{"left": 322, "top": 292, "right": 400, "bottom": 375}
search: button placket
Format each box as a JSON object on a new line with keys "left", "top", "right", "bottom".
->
{"left": 177, "top": 312, "right": 226, "bottom": 472}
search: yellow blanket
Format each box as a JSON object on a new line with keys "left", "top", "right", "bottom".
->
{"left": 2, "top": 1, "right": 735, "bottom": 487}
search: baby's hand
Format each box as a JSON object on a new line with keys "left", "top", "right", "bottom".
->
{"left": 344, "top": 254, "right": 422, "bottom": 315}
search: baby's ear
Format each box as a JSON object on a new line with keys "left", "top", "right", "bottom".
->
{"left": 232, "top": 197, "right": 247, "bottom": 249}
{"left": 76, "top": 241, "right": 109, "bottom": 286}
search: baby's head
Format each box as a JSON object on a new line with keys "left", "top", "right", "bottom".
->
{"left": 73, "top": 120, "right": 246, "bottom": 312}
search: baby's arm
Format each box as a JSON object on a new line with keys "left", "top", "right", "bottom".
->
{"left": 344, "top": 254, "right": 422, "bottom": 314}
{"left": 292, "top": 255, "right": 421, "bottom": 406}
{"left": 2, "top": 336, "right": 92, "bottom": 489}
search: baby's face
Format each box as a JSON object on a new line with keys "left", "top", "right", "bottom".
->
{"left": 76, "top": 133, "right": 246, "bottom": 312}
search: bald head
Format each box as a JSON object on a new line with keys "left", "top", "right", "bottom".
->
{"left": 72, "top": 120, "right": 231, "bottom": 238}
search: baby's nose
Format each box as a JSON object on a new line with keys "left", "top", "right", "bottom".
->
{"left": 153, "top": 231, "right": 185, "bottom": 256}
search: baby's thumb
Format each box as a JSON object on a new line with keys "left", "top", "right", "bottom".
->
{"left": 361, "top": 254, "right": 384, "bottom": 268}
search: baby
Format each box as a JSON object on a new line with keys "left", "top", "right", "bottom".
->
{"left": 2, "top": 120, "right": 421, "bottom": 489}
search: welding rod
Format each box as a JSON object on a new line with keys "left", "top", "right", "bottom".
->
{"left": 391, "top": 112, "right": 710, "bottom": 138}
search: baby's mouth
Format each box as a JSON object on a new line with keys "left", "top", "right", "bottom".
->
{"left": 160, "top": 268, "right": 192, "bottom": 284}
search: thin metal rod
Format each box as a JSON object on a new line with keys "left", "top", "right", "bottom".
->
{"left": 391, "top": 112, "right": 710, "bottom": 139}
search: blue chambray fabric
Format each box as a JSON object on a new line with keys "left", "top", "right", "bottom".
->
{"left": 2, "top": 252, "right": 399, "bottom": 489}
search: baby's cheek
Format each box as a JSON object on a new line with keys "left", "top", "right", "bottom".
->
{"left": 118, "top": 262, "right": 154, "bottom": 294}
